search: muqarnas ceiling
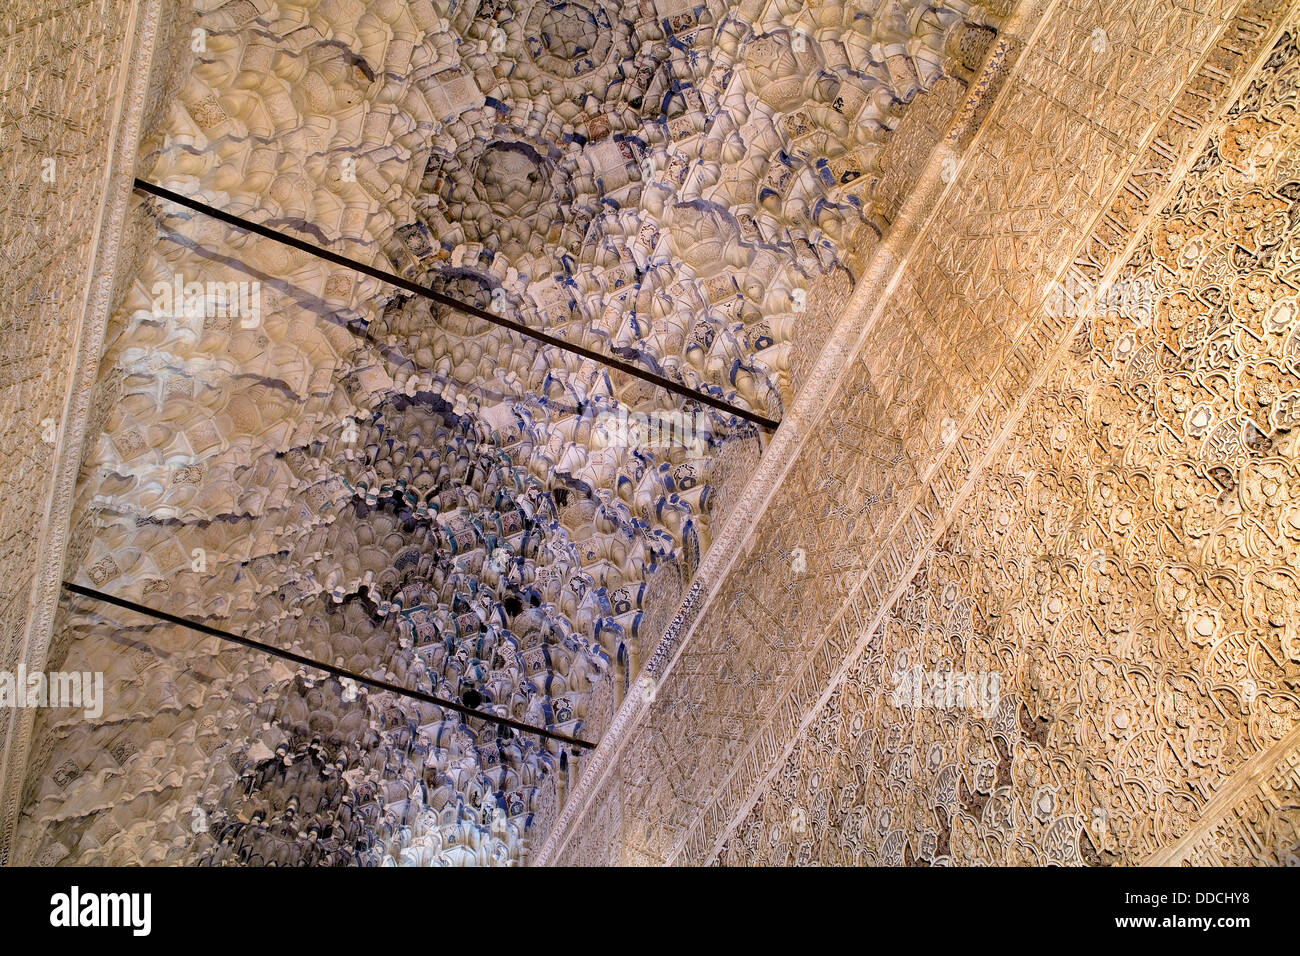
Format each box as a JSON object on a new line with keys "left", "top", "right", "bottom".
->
{"left": 15, "top": 0, "right": 999, "bottom": 865}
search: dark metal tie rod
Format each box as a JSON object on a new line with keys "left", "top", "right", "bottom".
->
{"left": 133, "top": 178, "right": 780, "bottom": 431}
{"left": 62, "top": 581, "right": 595, "bottom": 750}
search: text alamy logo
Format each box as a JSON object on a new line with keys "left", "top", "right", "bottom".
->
{"left": 50, "top": 887, "right": 151, "bottom": 936}
{"left": 0, "top": 668, "right": 102, "bottom": 718}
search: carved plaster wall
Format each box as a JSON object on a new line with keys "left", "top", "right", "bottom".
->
{"left": 0, "top": 0, "right": 190, "bottom": 863}
{"left": 718, "top": 20, "right": 1300, "bottom": 867}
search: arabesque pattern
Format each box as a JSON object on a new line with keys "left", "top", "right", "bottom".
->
{"left": 722, "top": 26, "right": 1300, "bottom": 865}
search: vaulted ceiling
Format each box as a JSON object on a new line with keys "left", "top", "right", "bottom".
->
{"left": 16, "top": 0, "right": 998, "bottom": 865}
